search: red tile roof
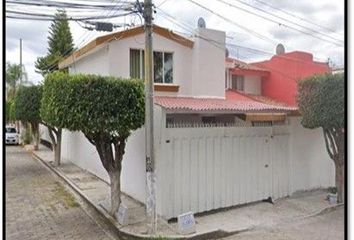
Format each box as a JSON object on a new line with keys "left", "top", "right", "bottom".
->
{"left": 154, "top": 91, "right": 297, "bottom": 112}
{"left": 226, "top": 57, "right": 269, "bottom": 72}
{"left": 227, "top": 91, "right": 291, "bottom": 107}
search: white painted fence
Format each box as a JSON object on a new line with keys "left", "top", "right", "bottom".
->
{"left": 156, "top": 126, "right": 290, "bottom": 219}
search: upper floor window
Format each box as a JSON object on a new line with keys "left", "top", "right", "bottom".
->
{"left": 231, "top": 75, "right": 244, "bottom": 91}
{"left": 130, "top": 49, "right": 145, "bottom": 79}
{"left": 130, "top": 49, "right": 173, "bottom": 83}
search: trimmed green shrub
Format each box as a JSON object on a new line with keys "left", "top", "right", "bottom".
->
{"left": 14, "top": 85, "right": 42, "bottom": 150}
{"left": 45, "top": 72, "right": 145, "bottom": 215}
{"left": 297, "top": 73, "right": 344, "bottom": 203}
{"left": 41, "top": 71, "right": 69, "bottom": 166}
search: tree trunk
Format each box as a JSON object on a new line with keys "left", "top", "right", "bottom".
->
{"left": 31, "top": 122, "right": 39, "bottom": 150}
{"left": 85, "top": 134, "right": 127, "bottom": 216}
{"left": 16, "top": 121, "right": 21, "bottom": 134}
{"left": 323, "top": 127, "right": 345, "bottom": 203}
{"left": 335, "top": 162, "right": 344, "bottom": 203}
{"left": 109, "top": 169, "right": 121, "bottom": 216}
{"left": 53, "top": 129, "right": 62, "bottom": 167}
{"left": 47, "top": 126, "right": 62, "bottom": 167}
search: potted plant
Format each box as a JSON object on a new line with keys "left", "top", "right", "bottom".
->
{"left": 327, "top": 187, "right": 337, "bottom": 204}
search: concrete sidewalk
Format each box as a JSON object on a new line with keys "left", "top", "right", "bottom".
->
{"left": 28, "top": 144, "right": 341, "bottom": 239}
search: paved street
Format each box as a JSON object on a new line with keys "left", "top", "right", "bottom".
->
{"left": 5, "top": 146, "right": 114, "bottom": 240}
{"left": 222, "top": 207, "right": 344, "bottom": 240}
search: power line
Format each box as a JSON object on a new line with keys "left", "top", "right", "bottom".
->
{"left": 252, "top": 0, "right": 342, "bottom": 37}
{"left": 186, "top": 0, "right": 343, "bottom": 47}
{"left": 183, "top": 0, "right": 343, "bottom": 48}
{"left": 17, "top": 0, "right": 122, "bottom": 72}
{"left": 155, "top": 7, "right": 331, "bottom": 68}
{"left": 38, "top": 0, "right": 134, "bottom": 72}
{"left": 6, "top": 10, "right": 137, "bottom": 21}
{"left": 220, "top": 0, "right": 343, "bottom": 45}
{"left": 77, "top": 0, "right": 128, "bottom": 51}
{"left": 6, "top": 0, "right": 135, "bottom": 10}
{"left": 186, "top": 0, "right": 278, "bottom": 45}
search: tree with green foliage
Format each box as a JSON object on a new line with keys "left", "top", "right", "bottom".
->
{"left": 35, "top": 9, "right": 74, "bottom": 163}
{"left": 6, "top": 100, "right": 16, "bottom": 123}
{"left": 14, "top": 86, "right": 43, "bottom": 150}
{"left": 297, "top": 73, "right": 345, "bottom": 203}
{"left": 6, "top": 62, "right": 22, "bottom": 99}
{"left": 40, "top": 72, "right": 69, "bottom": 166}
{"left": 44, "top": 72, "right": 145, "bottom": 215}
{"left": 35, "top": 9, "right": 74, "bottom": 76}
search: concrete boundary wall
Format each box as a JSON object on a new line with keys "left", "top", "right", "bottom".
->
{"left": 155, "top": 116, "right": 335, "bottom": 219}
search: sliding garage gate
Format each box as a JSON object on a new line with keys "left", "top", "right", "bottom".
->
{"left": 156, "top": 126, "right": 290, "bottom": 219}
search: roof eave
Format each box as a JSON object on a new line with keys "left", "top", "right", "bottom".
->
{"left": 59, "top": 25, "right": 194, "bottom": 69}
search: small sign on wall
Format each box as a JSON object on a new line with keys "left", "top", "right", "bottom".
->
{"left": 177, "top": 211, "right": 196, "bottom": 235}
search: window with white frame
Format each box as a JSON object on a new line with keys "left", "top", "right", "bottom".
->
{"left": 231, "top": 75, "right": 244, "bottom": 91}
{"left": 130, "top": 49, "right": 145, "bottom": 79}
{"left": 130, "top": 49, "right": 173, "bottom": 83}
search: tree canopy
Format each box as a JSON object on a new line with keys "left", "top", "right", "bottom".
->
{"left": 55, "top": 73, "right": 145, "bottom": 136}
{"left": 14, "top": 85, "right": 42, "bottom": 123}
{"left": 42, "top": 72, "right": 145, "bottom": 214}
{"left": 297, "top": 73, "right": 344, "bottom": 130}
{"left": 40, "top": 71, "right": 70, "bottom": 127}
{"left": 6, "top": 62, "right": 22, "bottom": 99}
{"left": 6, "top": 100, "right": 16, "bottom": 123}
{"left": 297, "top": 72, "right": 345, "bottom": 203}
{"left": 35, "top": 9, "right": 74, "bottom": 76}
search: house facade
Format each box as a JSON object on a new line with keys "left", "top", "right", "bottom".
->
{"left": 40, "top": 24, "right": 335, "bottom": 220}
{"left": 251, "top": 47, "right": 330, "bottom": 106}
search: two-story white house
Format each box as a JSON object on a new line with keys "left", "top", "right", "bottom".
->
{"left": 39, "top": 23, "right": 334, "bottom": 220}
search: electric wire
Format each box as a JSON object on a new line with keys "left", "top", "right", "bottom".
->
{"left": 30, "top": 0, "right": 136, "bottom": 73}
{"left": 252, "top": 0, "right": 342, "bottom": 37}
{"left": 220, "top": 0, "right": 343, "bottom": 45}
{"left": 156, "top": 7, "right": 331, "bottom": 67}
{"left": 155, "top": 7, "right": 334, "bottom": 80}
{"left": 186, "top": 0, "right": 278, "bottom": 45}
{"left": 187, "top": 0, "right": 342, "bottom": 47}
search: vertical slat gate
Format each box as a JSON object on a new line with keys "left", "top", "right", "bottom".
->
{"left": 159, "top": 127, "right": 290, "bottom": 219}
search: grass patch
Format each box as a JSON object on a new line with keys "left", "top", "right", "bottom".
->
{"left": 53, "top": 182, "right": 80, "bottom": 208}
{"left": 142, "top": 237, "right": 170, "bottom": 240}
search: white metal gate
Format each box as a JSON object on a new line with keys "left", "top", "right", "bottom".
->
{"left": 156, "top": 127, "right": 290, "bottom": 219}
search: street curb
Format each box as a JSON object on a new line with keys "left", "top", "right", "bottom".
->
{"left": 29, "top": 150, "right": 123, "bottom": 239}
{"left": 302, "top": 203, "right": 344, "bottom": 219}
{"left": 29, "top": 149, "right": 252, "bottom": 240}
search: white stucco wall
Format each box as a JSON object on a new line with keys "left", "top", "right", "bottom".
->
{"left": 69, "top": 46, "right": 109, "bottom": 75}
{"left": 60, "top": 128, "right": 147, "bottom": 203}
{"left": 120, "top": 128, "right": 146, "bottom": 202}
{"left": 108, "top": 33, "right": 193, "bottom": 96}
{"left": 192, "top": 28, "right": 226, "bottom": 98}
{"left": 62, "top": 130, "right": 107, "bottom": 177}
{"left": 244, "top": 75, "right": 261, "bottom": 95}
{"left": 288, "top": 117, "right": 335, "bottom": 193}
{"left": 39, "top": 124, "right": 52, "bottom": 145}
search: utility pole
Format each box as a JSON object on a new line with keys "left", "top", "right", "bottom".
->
{"left": 143, "top": 0, "right": 157, "bottom": 235}
{"left": 17, "top": 38, "right": 23, "bottom": 134}
{"left": 19, "top": 38, "right": 23, "bottom": 85}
